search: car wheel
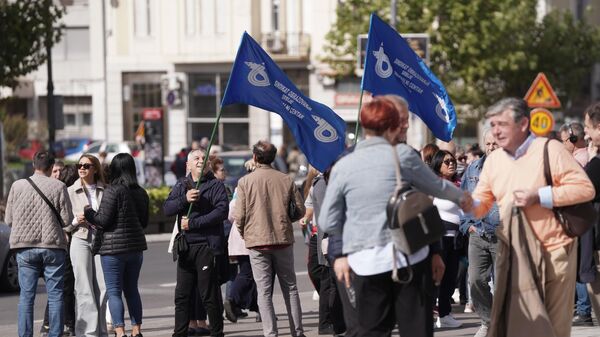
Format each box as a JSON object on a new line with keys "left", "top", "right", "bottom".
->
{"left": 0, "top": 252, "right": 19, "bottom": 292}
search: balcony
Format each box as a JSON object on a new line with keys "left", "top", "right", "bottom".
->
{"left": 261, "top": 32, "right": 310, "bottom": 58}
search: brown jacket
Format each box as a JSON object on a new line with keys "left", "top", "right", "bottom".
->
{"left": 234, "top": 164, "right": 305, "bottom": 248}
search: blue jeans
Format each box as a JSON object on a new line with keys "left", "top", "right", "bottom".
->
{"left": 575, "top": 282, "right": 591, "bottom": 316}
{"left": 101, "top": 252, "right": 144, "bottom": 328}
{"left": 16, "top": 248, "right": 66, "bottom": 337}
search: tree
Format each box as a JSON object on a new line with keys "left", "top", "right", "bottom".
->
{"left": 0, "top": 0, "right": 65, "bottom": 89}
{"left": 323, "top": 0, "right": 600, "bottom": 114}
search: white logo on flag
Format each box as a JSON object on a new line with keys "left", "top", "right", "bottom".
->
{"left": 373, "top": 44, "right": 393, "bottom": 79}
{"left": 312, "top": 115, "right": 338, "bottom": 143}
{"left": 245, "top": 62, "right": 270, "bottom": 87}
{"left": 433, "top": 94, "right": 450, "bottom": 123}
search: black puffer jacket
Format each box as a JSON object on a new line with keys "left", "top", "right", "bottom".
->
{"left": 85, "top": 184, "right": 149, "bottom": 255}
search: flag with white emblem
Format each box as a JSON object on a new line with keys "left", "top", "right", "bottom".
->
{"left": 362, "top": 13, "right": 457, "bottom": 141}
{"left": 221, "top": 32, "right": 346, "bottom": 172}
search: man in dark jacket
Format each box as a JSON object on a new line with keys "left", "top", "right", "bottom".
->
{"left": 164, "top": 148, "right": 229, "bottom": 337}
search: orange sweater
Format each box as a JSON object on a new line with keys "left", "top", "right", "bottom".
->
{"left": 473, "top": 138, "right": 595, "bottom": 251}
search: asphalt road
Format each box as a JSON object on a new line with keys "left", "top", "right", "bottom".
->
{"left": 0, "top": 231, "right": 598, "bottom": 336}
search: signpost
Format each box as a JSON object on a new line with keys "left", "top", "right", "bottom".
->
{"left": 524, "top": 73, "right": 561, "bottom": 136}
{"left": 529, "top": 108, "right": 555, "bottom": 136}
{"left": 524, "top": 73, "right": 561, "bottom": 109}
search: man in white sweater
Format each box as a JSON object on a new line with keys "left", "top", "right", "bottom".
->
{"left": 6, "top": 151, "right": 73, "bottom": 337}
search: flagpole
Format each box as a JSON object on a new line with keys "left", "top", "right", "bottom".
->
{"left": 353, "top": 89, "right": 365, "bottom": 145}
{"left": 186, "top": 108, "right": 223, "bottom": 218}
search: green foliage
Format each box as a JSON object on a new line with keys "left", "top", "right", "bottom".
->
{"left": 146, "top": 186, "right": 172, "bottom": 216}
{"left": 0, "top": 109, "right": 28, "bottom": 159}
{"left": 0, "top": 0, "right": 65, "bottom": 88}
{"left": 324, "top": 0, "right": 600, "bottom": 112}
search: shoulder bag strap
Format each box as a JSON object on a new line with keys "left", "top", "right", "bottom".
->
{"left": 26, "top": 177, "right": 65, "bottom": 228}
{"left": 390, "top": 146, "right": 413, "bottom": 283}
{"left": 543, "top": 139, "right": 552, "bottom": 187}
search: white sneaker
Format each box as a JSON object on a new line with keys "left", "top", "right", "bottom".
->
{"left": 474, "top": 324, "right": 489, "bottom": 337}
{"left": 464, "top": 303, "right": 474, "bottom": 313}
{"left": 436, "top": 314, "right": 463, "bottom": 328}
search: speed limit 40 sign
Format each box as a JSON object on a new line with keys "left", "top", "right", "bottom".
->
{"left": 529, "top": 108, "right": 555, "bottom": 136}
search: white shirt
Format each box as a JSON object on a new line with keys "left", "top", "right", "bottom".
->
{"left": 348, "top": 243, "right": 429, "bottom": 276}
{"left": 85, "top": 184, "right": 99, "bottom": 211}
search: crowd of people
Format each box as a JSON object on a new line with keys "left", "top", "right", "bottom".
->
{"left": 6, "top": 97, "right": 600, "bottom": 337}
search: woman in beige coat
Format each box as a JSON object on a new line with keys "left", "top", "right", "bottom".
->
{"left": 66, "top": 154, "right": 109, "bottom": 337}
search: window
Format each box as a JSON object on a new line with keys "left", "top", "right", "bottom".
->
{"left": 185, "top": 0, "right": 197, "bottom": 35}
{"left": 189, "top": 74, "right": 217, "bottom": 118}
{"left": 222, "top": 123, "right": 249, "bottom": 146}
{"left": 134, "top": 0, "right": 152, "bottom": 37}
{"left": 52, "top": 27, "right": 90, "bottom": 60}
{"left": 82, "top": 113, "right": 92, "bottom": 126}
{"left": 188, "top": 73, "right": 250, "bottom": 146}
{"left": 271, "top": 0, "right": 280, "bottom": 31}
{"left": 65, "top": 114, "right": 77, "bottom": 126}
{"left": 131, "top": 82, "right": 161, "bottom": 137}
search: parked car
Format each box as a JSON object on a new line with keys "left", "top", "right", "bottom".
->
{"left": 218, "top": 151, "right": 253, "bottom": 188}
{"left": 84, "top": 141, "right": 140, "bottom": 162}
{"left": 18, "top": 140, "right": 65, "bottom": 160}
{"left": 59, "top": 137, "right": 96, "bottom": 161}
{"left": 0, "top": 222, "right": 18, "bottom": 292}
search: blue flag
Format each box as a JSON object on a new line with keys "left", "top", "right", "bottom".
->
{"left": 362, "top": 14, "right": 457, "bottom": 141}
{"left": 221, "top": 32, "right": 346, "bottom": 172}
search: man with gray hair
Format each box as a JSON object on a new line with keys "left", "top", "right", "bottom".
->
{"left": 471, "top": 98, "right": 595, "bottom": 336}
{"left": 234, "top": 140, "right": 306, "bottom": 337}
{"left": 459, "top": 129, "right": 500, "bottom": 337}
{"left": 559, "top": 122, "right": 588, "bottom": 167}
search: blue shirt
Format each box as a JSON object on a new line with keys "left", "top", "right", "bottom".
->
{"left": 460, "top": 156, "right": 500, "bottom": 237}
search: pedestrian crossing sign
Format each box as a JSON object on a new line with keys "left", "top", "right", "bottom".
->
{"left": 524, "top": 73, "right": 561, "bottom": 109}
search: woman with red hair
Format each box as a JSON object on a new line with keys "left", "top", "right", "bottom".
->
{"left": 319, "top": 96, "right": 472, "bottom": 337}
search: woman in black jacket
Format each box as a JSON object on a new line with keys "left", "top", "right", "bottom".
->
{"left": 85, "top": 153, "right": 149, "bottom": 337}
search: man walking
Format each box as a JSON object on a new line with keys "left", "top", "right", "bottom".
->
{"left": 234, "top": 140, "right": 306, "bottom": 337}
{"left": 472, "top": 98, "right": 595, "bottom": 337}
{"left": 164, "top": 148, "right": 229, "bottom": 337}
{"left": 6, "top": 151, "right": 73, "bottom": 337}
{"left": 459, "top": 130, "right": 500, "bottom": 337}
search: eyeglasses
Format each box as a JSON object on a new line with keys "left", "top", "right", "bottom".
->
{"left": 443, "top": 159, "right": 456, "bottom": 166}
{"left": 77, "top": 163, "right": 93, "bottom": 170}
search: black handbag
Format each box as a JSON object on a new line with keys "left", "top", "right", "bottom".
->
{"left": 172, "top": 216, "right": 189, "bottom": 262}
{"left": 387, "top": 149, "right": 444, "bottom": 255}
{"left": 543, "top": 139, "right": 598, "bottom": 237}
{"left": 288, "top": 185, "right": 304, "bottom": 222}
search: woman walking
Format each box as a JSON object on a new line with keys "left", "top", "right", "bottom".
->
{"left": 318, "top": 96, "right": 472, "bottom": 337}
{"left": 66, "top": 155, "right": 109, "bottom": 337}
{"left": 85, "top": 153, "right": 149, "bottom": 337}
{"left": 430, "top": 150, "right": 464, "bottom": 329}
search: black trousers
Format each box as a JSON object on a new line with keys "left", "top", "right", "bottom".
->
{"left": 353, "top": 256, "right": 433, "bottom": 337}
{"left": 335, "top": 275, "right": 360, "bottom": 337}
{"left": 437, "top": 236, "right": 460, "bottom": 317}
{"left": 229, "top": 256, "right": 258, "bottom": 311}
{"left": 173, "top": 244, "right": 223, "bottom": 337}
{"left": 320, "top": 266, "right": 346, "bottom": 334}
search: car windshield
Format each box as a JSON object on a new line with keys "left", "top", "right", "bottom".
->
{"left": 222, "top": 157, "right": 248, "bottom": 179}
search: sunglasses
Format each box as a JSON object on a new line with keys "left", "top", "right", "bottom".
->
{"left": 443, "top": 159, "right": 456, "bottom": 166}
{"left": 77, "top": 163, "right": 93, "bottom": 170}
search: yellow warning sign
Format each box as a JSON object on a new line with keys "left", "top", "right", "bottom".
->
{"left": 529, "top": 108, "right": 555, "bottom": 136}
{"left": 524, "top": 73, "right": 561, "bottom": 109}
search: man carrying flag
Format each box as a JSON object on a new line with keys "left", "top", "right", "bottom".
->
{"left": 361, "top": 13, "right": 457, "bottom": 142}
